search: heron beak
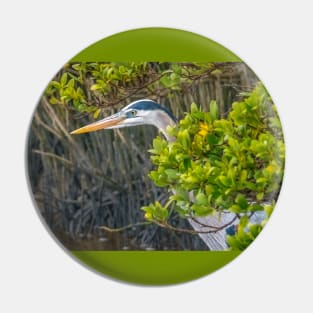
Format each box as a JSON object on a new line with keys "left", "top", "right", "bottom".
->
{"left": 70, "top": 113, "right": 126, "bottom": 135}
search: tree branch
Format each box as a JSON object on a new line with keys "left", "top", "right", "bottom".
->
{"left": 98, "top": 221, "right": 152, "bottom": 233}
{"left": 153, "top": 214, "right": 238, "bottom": 235}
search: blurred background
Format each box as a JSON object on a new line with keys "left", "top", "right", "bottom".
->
{"left": 27, "top": 62, "right": 258, "bottom": 250}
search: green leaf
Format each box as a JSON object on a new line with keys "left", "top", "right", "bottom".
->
{"left": 256, "top": 192, "right": 264, "bottom": 201}
{"left": 152, "top": 137, "right": 167, "bottom": 153}
{"left": 49, "top": 97, "right": 59, "bottom": 105}
{"left": 240, "top": 170, "right": 248, "bottom": 182}
{"left": 90, "top": 84, "right": 102, "bottom": 91}
{"left": 177, "top": 129, "right": 191, "bottom": 149}
{"left": 71, "top": 63, "right": 81, "bottom": 71}
{"left": 206, "top": 134, "right": 219, "bottom": 145}
{"left": 141, "top": 201, "right": 168, "bottom": 221}
{"left": 235, "top": 194, "right": 249, "bottom": 210}
{"left": 68, "top": 78, "right": 75, "bottom": 88}
{"left": 239, "top": 215, "right": 249, "bottom": 227}
{"left": 170, "top": 188, "right": 189, "bottom": 202}
{"left": 49, "top": 81, "right": 61, "bottom": 89}
{"left": 228, "top": 137, "right": 240, "bottom": 152}
{"left": 191, "top": 204, "right": 212, "bottom": 216}
{"left": 230, "top": 204, "right": 242, "bottom": 214}
{"left": 209, "top": 100, "right": 219, "bottom": 120}
{"left": 211, "top": 69, "right": 222, "bottom": 76}
{"left": 249, "top": 224, "right": 262, "bottom": 237}
{"left": 164, "top": 169, "right": 178, "bottom": 179}
{"left": 249, "top": 204, "right": 264, "bottom": 212}
{"left": 93, "top": 109, "right": 101, "bottom": 119}
{"left": 219, "top": 176, "right": 231, "bottom": 187}
{"left": 264, "top": 204, "right": 274, "bottom": 217}
{"left": 190, "top": 102, "right": 198, "bottom": 113}
{"left": 60, "top": 73, "right": 68, "bottom": 86}
{"left": 195, "top": 192, "right": 208, "bottom": 205}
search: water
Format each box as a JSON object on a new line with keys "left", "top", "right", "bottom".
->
{"left": 54, "top": 230, "right": 152, "bottom": 250}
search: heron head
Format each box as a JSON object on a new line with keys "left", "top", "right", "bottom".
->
{"left": 70, "top": 99, "right": 177, "bottom": 136}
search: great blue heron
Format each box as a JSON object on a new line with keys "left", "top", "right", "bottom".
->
{"left": 71, "top": 99, "right": 239, "bottom": 250}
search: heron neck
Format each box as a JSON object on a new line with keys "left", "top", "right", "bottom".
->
{"left": 152, "top": 111, "right": 177, "bottom": 142}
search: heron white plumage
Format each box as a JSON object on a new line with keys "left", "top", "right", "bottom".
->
{"left": 71, "top": 99, "right": 237, "bottom": 250}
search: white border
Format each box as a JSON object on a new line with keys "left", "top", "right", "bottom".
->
{"left": 1, "top": 1, "right": 312, "bottom": 312}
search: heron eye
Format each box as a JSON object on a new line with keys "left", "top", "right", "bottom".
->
{"left": 130, "top": 110, "right": 137, "bottom": 117}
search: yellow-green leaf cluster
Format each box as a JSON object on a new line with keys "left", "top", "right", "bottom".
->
{"left": 144, "top": 83, "right": 284, "bottom": 250}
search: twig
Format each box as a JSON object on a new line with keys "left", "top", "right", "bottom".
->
{"left": 154, "top": 214, "right": 238, "bottom": 235}
{"left": 32, "top": 149, "right": 72, "bottom": 166}
{"left": 98, "top": 221, "right": 152, "bottom": 232}
{"left": 190, "top": 214, "right": 238, "bottom": 230}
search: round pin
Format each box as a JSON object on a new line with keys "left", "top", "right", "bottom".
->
{"left": 26, "top": 27, "right": 285, "bottom": 285}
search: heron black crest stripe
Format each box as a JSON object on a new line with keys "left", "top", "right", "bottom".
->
{"left": 126, "top": 100, "right": 178, "bottom": 123}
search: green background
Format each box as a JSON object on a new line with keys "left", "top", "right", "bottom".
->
{"left": 70, "top": 27, "right": 243, "bottom": 285}
{"left": 72, "top": 251, "right": 241, "bottom": 285}
{"left": 71, "top": 27, "right": 241, "bottom": 62}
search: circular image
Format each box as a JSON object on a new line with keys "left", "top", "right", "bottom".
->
{"left": 26, "top": 28, "right": 285, "bottom": 285}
